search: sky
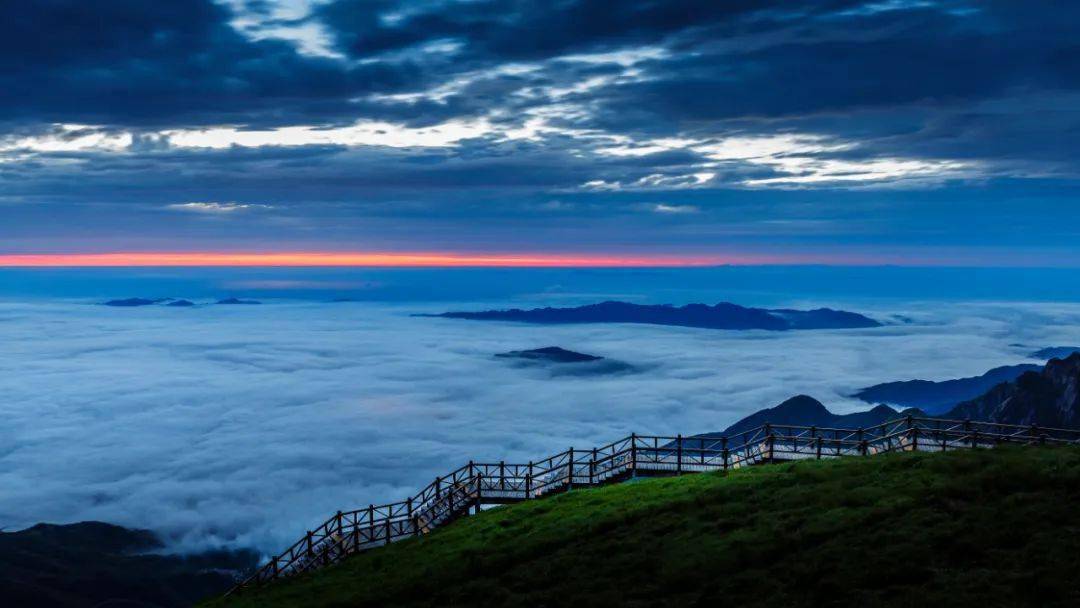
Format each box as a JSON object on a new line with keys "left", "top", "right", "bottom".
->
{"left": 3, "top": 0, "right": 1080, "bottom": 266}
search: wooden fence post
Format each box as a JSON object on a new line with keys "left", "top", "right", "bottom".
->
{"left": 676, "top": 434, "right": 683, "bottom": 474}
{"left": 306, "top": 530, "right": 314, "bottom": 559}
{"left": 763, "top": 424, "right": 773, "bottom": 461}
{"left": 590, "top": 448, "right": 596, "bottom": 485}
{"left": 409, "top": 496, "right": 419, "bottom": 538}
{"left": 367, "top": 505, "right": 375, "bottom": 543}
{"left": 630, "top": 433, "right": 637, "bottom": 477}
{"left": 722, "top": 436, "right": 729, "bottom": 470}
{"left": 526, "top": 461, "right": 533, "bottom": 497}
{"left": 567, "top": 448, "right": 574, "bottom": 491}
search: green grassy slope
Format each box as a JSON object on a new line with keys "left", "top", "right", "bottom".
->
{"left": 210, "top": 447, "right": 1080, "bottom": 608}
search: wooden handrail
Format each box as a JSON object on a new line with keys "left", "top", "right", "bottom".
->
{"left": 226, "top": 415, "right": 1080, "bottom": 595}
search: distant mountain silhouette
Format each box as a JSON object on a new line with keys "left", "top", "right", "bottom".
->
{"left": 166, "top": 299, "right": 195, "bottom": 307}
{"left": 0, "top": 521, "right": 256, "bottom": 608}
{"left": 425, "top": 301, "right": 880, "bottom": 331}
{"left": 947, "top": 353, "right": 1080, "bottom": 427}
{"left": 217, "top": 298, "right": 261, "bottom": 305}
{"left": 768, "top": 308, "right": 884, "bottom": 329}
{"left": 495, "top": 346, "right": 635, "bottom": 375}
{"left": 692, "top": 395, "right": 918, "bottom": 438}
{"left": 853, "top": 364, "right": 1040, "bottom": 414}
{"left": 102, "top": 297, "right": 166, "bottom": 307}
{"left": 1030, "top": 346, "right": 1080, "bottom": 360}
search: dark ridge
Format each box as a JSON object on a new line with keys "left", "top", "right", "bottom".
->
{"left": 216, "top": 298, "right": 261, "bottom": 305}
{"left": 422, "top": 301, "right": 880, "bottom": 331}
{"left": 166, "top": 299, "right": 196, "bottom": 307}
{"left": 692, "top": 395, "right": 921, "bottom": 438}
{"left": 0, "top": 521, "right": 257, "bottom": 608}
{"left": 853, "top": 364, "right": 1041, "bottom": 414}
{"left": 948, "top": 353, "right": 1080, "bottom": 427}
{"left": 102, "top": 298, "right": 166, "bottom": 307}
{"left": 767, "top": 307, "right": 883, "bottom": 329}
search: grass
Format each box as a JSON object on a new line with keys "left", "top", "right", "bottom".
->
{"left": 208, "top": 446, "right": 1080, "bottom": 608}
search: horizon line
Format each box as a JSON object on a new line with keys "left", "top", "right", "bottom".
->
{"left": 0, "top": 251, "right": 845, "bottom": 268}
{"left": 0, "top": 251, "right": 1075, "bottom": 269}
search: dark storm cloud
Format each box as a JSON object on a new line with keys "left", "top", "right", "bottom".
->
{"left": 3, "top": 1, "right": 1080, "bottom": 261}
{"left": 0, "top": 0, "right": 414, "bottom": 127}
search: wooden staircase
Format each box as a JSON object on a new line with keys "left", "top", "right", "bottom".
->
{"left": 227, "top": 416, "right": 1080, "bottom": 595}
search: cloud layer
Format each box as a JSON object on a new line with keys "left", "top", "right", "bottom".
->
{"left": 3, "top": 295, "right": 1080, "bottom": 554}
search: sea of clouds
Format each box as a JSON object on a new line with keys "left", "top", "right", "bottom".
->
{"left": 3, "top": 297, "right": 1080, "bottom": 555}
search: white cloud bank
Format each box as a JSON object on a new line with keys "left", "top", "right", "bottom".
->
{"left": 1, "top": 299, "right": 1079, "bottom": 555}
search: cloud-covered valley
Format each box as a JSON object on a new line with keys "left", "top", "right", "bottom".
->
{"left": 3, "top": 298, "right": 1080, "bottom": 555}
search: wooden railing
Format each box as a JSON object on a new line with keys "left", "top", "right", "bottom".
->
{"left": 227, "top": 416, "right": 1080, "bottom": 595}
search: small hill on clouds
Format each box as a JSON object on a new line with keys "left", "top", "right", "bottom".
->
{"left": 495, "top": 346, "right": 636, "bottom": 376}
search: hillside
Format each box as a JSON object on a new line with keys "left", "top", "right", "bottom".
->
{"left": 210, "top": 446, "right": 1080, "bottom": 608}
{"left": 1, "top": 521, "right": 256, "bottom": 608}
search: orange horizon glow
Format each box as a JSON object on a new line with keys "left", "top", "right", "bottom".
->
{"left": 0, "top": 251, "right": 797, "bottom": 268}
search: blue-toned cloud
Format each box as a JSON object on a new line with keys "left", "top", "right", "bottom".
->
{"left": 2, "top": 297, "right": 1079, "bottom": 554}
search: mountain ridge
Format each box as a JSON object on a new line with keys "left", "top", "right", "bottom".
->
{"left": 692, "top": 395, "right": 922, "bottom": 439}
{"left": 946, "top": 353, "right": 1080, "bottom": 427}
{"left": 853, "top": 364, "right": 1041, "bottom": 414}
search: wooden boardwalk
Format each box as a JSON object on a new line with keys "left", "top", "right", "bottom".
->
{"left": 228, "top": 416, "right": 1080, "bottom": 595}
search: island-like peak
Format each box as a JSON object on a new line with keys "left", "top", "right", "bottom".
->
{"left": 424, "top": 301, "right": 880, "bottom": 331}
{"left": 495, "top": 346, "right": 604, "bottom": 363}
